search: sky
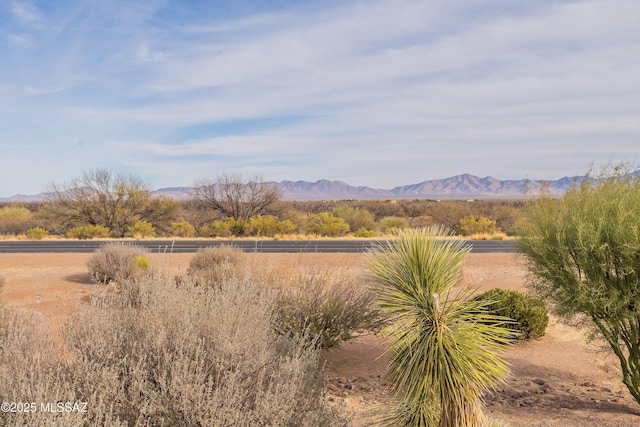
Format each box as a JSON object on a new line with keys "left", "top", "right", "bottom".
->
{"left": 1, "top": 0, "right": 639, "bottom": 196}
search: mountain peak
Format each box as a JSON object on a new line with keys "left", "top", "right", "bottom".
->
{"left": 0, "top": 174, "right": 580, "bottom": 202}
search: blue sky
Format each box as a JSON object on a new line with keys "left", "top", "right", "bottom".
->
{"left": 1, "top": 0, "right": 639, "bottom": 196}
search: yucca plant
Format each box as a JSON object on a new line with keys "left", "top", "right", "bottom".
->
{"left": 367, "top": 226, "right": 513, "bottom": 427}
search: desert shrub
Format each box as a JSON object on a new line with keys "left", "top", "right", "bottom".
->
{"left": 379, "top": 216, "right": 409, "bottom": 233}
{"left": 66, "top": 224, "right": 111, "bottom": 239}
{"left": 186, "top": 245, "right": 245, "bottom": 285}
{"left": 0, "top": 203, "right": 35, "bottom": 235}
{"left": 247, "top": 215, "right": 298, "bottom": 237}
{"left": 353, "top": 227, "right": 376, "bottom": 237}
{"left": 248, "top": 214, "right": 279, "bottom": 236}
{"left": 170, "top": 220, "right": 196, "bottom": 237}
{"left": 127, "top": 220, "right": 156, "bottom": 238}
{"left": 520, "top": 164, "right": 640, "bottom": 404}
{"left": 25, "top": 227, "right": 49, "bottom": 240}
{"left": 0, "top": 273, "right": 346, "bottom": 426}
{"left": 423, "top": 201, "right": 471, "bottom": 230}
{"left": 0, "top": 308, "right": 92, "bottom": 426}
{"left": 330, "top": 206, "right": 377, "bottom": 232}
{"left": 274, "top": 219, "right": 297, "bottom": 235}
{"left": 87, "top": 242, "right": 150, "bottom": 284}
{"left": 474, "top": 288, "right": 548, "bottom": 340}
{"left": 199, "top": 218, "right": 244, "bottom": 237}
{"left": 475, "top": 202, "right": 521, "bottom": 236}
{"left": 456, "top": 215, "right": 498, "bottom": 236}
{"left": 306, "top": 213, "right": 349, "bottom": 237}
{"left": 198, "top": 222, "right": 225, "bottom": 237}
{"left": 356, "top": 200, "right": 406, "bottom": 221}
{"left": 133, "top": 256, "right": 150, "bottom": 270}
{"left": 272, "top": 270, "right": 384, "bottom": 350}
{"left": 278, "top": 210, "right": 308, "bottom": 231}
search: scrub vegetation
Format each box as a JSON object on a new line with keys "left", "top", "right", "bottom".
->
{"left": 0, "top": 248, "right": 358, "bottom": 426}
{"left": 1, "top": 169, "right": 521, "bottom": 240}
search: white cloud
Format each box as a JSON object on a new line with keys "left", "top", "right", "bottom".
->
{"left": 11, "top": 1, "right": 43, "bottom": 25}
{"left": 7, "top": 32, "right": 33, "bottom": 47}
{"left": 1, "top": 0, "right": 640, "bottom": 195}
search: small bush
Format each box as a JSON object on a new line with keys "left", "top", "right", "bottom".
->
{"left": 199, "top": 218, "right": 241, "bottom": 237}
{"left": 248, "top": 215, "right": 298, "bottom": 237}
{"left": 170, "top": 220, "right": 196, "bottom": 237}
{"left": 66, "top": 224, "right": 111, "bottom": 239}
{"left": 330, "top": 206, "right": 377, "bottom": 232}
{"left": 26, "top": 227, "right": 49, "bottom": 240}
{"left": 133, "top": 256, "right": 150, "bottom": 270}
{"left": 456, "top": 215, "right": 498, "bottom": 236}
{"left": 186, "top": 245, "right": 245, "bottom": 285}
{"left": 475, "top": 288, "right": 549, "bottom": 340}
{"left": 306, "top": 213, "right": 349, "bottom": 237}
{"left": 272, "top": 271, "right": 385, "bottom": 349}
{"left": 0, "top": 203, "right": 34, "bottom": 235}
{"left": 379, "top": 216, "right": 409, "bottom": 233}
{"left": 127, "top": 220, "right": 156, "bottom": 238}
{"left": 87, "top": 242, "right": 151, "bottom": 284}
{"left": 353, "top": 227, "right": 376, "bottom": 237}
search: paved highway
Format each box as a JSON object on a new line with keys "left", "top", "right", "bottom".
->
{"left": 0, "top": 239, "right": 517, "bottom": 253}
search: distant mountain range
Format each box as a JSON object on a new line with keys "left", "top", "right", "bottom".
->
{"left": 276, "top": 174, "right": 578, "bottom": 200}
{"left": 0, "top": 173, "right": 583, "bottom": 202}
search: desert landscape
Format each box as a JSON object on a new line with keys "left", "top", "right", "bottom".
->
{"left": 1, "top": 251, "right": 639, "bottom": 426}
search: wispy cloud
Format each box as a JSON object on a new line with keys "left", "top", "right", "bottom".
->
{"left": 1, "top": 0, "right": 639, "bottom": 196}
{"left": 7, "top": 32, "right": 33, "bottom": 47}
{"left": 11, "top": 0, "right": 43, "bottom": 26}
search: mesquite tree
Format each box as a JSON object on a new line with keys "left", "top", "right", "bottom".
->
{"left": 519, "top": 164, "right": 640, "bottom": 405}
{"left": 44, "top": 169, "right": 178, "bottom": 237}
{"left": 193, "top": 173, "right": 282, "bottom": 229}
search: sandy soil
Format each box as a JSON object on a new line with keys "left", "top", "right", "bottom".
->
{"left": 1, "top": 252, "right": 640, "bottom": 426}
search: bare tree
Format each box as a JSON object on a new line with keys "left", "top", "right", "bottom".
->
{"left": 193, "top": 173, "right": 282, "bottom": 222}
{"left": 43, "top": 169, "right": 178, "bottom": 237}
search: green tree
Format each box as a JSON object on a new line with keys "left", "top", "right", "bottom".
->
{"left": 43, "top": 169, "right": 178, "bottom": 237}
{"left": 367, "top": 227, "right": 512, "bottom": 427}
{"left": 519, "top": 165, "right": 640, "bottom": 405}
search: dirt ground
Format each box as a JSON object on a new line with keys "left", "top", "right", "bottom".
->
{"left": 1, "top": 252, "right": 640, "bottom": 426}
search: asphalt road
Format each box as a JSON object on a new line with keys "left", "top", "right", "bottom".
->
{"left": 0, "top": 239, "right": 517, "bottom": 253}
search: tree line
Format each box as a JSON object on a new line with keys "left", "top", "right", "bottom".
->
{"left": 0, "top": 169, "right": 522, "bottom": 239}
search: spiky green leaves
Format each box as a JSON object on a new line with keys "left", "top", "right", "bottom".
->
{"left": 367, "top": 226, "right": 512, "bottom": 427}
